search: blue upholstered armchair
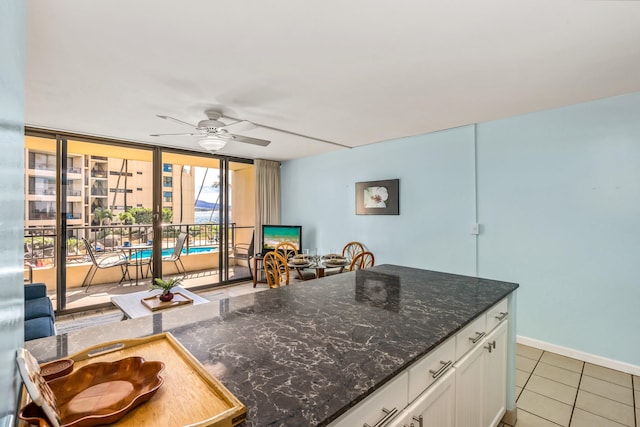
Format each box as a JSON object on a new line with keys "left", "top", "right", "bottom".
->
{"left": 24, "top": 283, "right": 55, "bottom": 341}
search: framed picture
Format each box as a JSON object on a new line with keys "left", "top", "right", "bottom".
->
{"left": 355, "top": 179, "right": 399, "bottom": 215}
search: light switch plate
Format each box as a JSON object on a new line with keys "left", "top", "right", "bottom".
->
{"left": 471, "top": 223, "right": 480, "bottom": 235}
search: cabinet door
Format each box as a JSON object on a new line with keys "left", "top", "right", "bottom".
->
{"left": 330, "top": 372, "right": 408, "bottom": 427}
{"left": 484, "top": 321, "right": 508, "bottom": 427}
{"left": 388, "top": 369, "right": 456, "bottom": 427}
{"left": 453, "top": 339, "right": 485, "bottom": 427}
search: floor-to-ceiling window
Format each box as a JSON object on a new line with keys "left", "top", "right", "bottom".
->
{"left": 25, "top": 131, "right": 255, "bottom": 313}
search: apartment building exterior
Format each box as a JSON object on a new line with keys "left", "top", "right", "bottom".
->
{"left": 24, "top": 136, "right": 196, "bottom": 230}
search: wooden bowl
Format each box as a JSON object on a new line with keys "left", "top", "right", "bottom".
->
{"left": 19, "top": 357, "right": 164, "bottom": 427}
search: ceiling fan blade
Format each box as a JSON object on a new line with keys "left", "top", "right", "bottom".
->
{"left": 229, "top": 134, "right": 271, "bottom": 147}
{"left": 219, "top": 120, "right": 257, "bottom": 133}
{"left": 156, "top": 114, "right": 197, "bottom": 128}
{"left": 150, "top": 132, "right": 198, "bottom": 137}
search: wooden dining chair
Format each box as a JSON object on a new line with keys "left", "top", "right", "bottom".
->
{"left": 342, "top": 241, "right": 364, "bottom": 260}
{"left": 263, "top": 251, "right": 290, "bottom": 288}
{"left": 326, "top": 241, "right": 365, "bottom": 276}
{"left": 349, "top": 251, "right": 375, "bottom": 271}
{"left": 276, "top": 242, "right": 315, "bottom": 280}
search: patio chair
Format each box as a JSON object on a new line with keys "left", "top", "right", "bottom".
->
{"left": 263, "top": 251, "right": 290, "bottom": 288}
{"left": 230, "top": 231, "right": 255, "bottom": 278}
{"left": 81, "top": 237, "right": 131, "bottom": 292}
{"left": 162, "top": 232, "right": 188, "bottom": 277}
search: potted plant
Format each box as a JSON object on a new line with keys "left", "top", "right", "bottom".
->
{"left": 150, "top": 277, "right": 182, "bottom": 302}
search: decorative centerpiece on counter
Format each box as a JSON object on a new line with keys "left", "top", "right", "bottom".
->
{"left": 150, "top": 277, "right": 182, "bottom": 302}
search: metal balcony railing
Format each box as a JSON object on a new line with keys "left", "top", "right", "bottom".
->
{"left": 24, "top": 222, "right": 250, "bottom": 268}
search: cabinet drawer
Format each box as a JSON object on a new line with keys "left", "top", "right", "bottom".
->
{"left": 486, "top": 298, "right": 509, "bottom": 331}
{"left": 330, "top": 372, "right": 408, "bottom": 427}
{"left": 455, "top": 314, "right": 487, "bottom": 360}
{"left": 408, "top": 337, "right": 455, "bottom": 402}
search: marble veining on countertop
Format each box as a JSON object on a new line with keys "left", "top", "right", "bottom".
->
{"left": 26, "top": 264, "right": 518, "bottom": 426}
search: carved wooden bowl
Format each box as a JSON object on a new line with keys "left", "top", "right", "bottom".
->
{"left": 19, "top": 357, "right": 164, "bottom": 427}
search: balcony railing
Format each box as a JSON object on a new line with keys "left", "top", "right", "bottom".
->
{"left": 24, "top": 222, "right": 249, "bottom": 268}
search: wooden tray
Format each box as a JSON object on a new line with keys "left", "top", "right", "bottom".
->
{"left": 141, "top": 292, "right": 193, "bottom": 311}
{"left": 19, "top": 333, "right": 246, "bottom": 427}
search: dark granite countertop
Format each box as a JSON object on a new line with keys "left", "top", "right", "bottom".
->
{"left": 26, "top": 264, "right": 518, "bottom": 426}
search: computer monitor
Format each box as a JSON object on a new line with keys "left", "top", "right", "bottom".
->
{"left": 261, "top": 225, "right": 302, "bottom": 254}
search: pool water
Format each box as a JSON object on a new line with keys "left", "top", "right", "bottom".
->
{"left": 129, "top": 246, "right": 216, "bottom": 261}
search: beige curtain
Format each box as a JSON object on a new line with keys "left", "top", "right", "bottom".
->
{"left": 254, "top": 159, "right": 281, "bottom": 251}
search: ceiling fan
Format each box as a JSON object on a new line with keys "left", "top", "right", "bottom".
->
{"left": 150, "top": 109, "right": 271, "bottom": 152}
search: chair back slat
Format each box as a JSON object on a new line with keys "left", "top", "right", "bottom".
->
{"left": 342, "top": 241, "right": 364, "bottom": 261}
{"left": 264, "top": 251, "right": 290, "bottom": 288}
{"left": 349, "top": 251, "right": 375, "bottom": 271}
{"left": 275, "top": 242, "right": 298, "bottom": 261}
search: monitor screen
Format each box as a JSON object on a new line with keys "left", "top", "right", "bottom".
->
{"left": 262, "top": 225, "right": 302, "bottom": 253}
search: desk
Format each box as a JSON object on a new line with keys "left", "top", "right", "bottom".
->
{"left": 119, "top": 244, "right": 152, "bottom": 285}
{"left": 110, "top": 286, "right": 209, "bottom": 319}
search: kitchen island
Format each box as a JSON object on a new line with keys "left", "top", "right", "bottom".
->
{"left": 25, "top": 265, "right": 519, "bottom": 426}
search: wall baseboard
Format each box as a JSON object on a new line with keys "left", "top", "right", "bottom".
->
{"left": 517, "top": 335, "right": 640, "bottom": 376}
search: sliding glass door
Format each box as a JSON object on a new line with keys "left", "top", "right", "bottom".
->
{"left": 24, "top": 131, "right": 255, "bottom": 313}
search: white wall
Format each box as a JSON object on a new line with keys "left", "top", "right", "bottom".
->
{"left": 0, "top": 1, "right": 26, "bottom": 424}
{"left": 281, "top": 91, "right": 640, "bottom": 368}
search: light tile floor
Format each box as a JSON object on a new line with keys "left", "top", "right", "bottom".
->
{"left": 515, "top": 343, "right": 638, "bottom": 427}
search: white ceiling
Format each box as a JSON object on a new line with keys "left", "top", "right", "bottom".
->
{"left": 25, "top": 1, "right": 640, "bottom": 162}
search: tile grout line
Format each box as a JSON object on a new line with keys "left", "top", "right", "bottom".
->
{"left": 633, "top": 376, "right": 637, "bottom": 427}
{"left": 518, "top": 349, "right": 575, "bottom": 426}
{"left": 518, "top": 350, "right": 544, "bottom": 400}
{"left": 566, "top": 360, "right": 585, "bottom": 427}
{"left": 573, "top": 370, "right": 636, "bottom": 427}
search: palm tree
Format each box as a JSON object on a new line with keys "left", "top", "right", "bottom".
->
{"left": 93, "top": 207, "right": 115, "bottom": 226}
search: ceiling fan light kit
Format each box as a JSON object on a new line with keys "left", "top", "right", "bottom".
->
{"left": 198, "top": 135, "right": 227, "bottom": 152}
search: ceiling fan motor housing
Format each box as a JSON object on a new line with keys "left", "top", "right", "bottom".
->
{"left": 197, "top": 119, "right": 226, "bottom": 130}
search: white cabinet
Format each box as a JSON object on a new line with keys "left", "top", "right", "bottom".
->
{"left": 329, "top": 297, "right": 511, "bottom": 427}
{"left": 454, "top": 334, "right": 486, "bottom": 427}
{"left": 454, "top": 320, "right": 508, "bottom": 427}
{"left": 455, "top": 314, "right": 487, "bottom": 360}
{"left": 484, "top": 321, "right": 508, "bottom": 427}
{"left": 388, "top": 369, "right": 456, "bottom": 427}
{"left": 330, "top": 372, "right": 408, "bottom": 427}
{"left": 408, "top": 337, "right": 455, "bottom": 402}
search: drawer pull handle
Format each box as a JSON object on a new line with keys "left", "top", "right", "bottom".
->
{"left": 495, "top": 312, "right": 508, "bottom": 321}
{"left": 412, "top": 414, "right": 424, "bottom": 427}
{"left": 429, "top": 360, "right": 453, "bottom": 379}
{"left": 469, "top": 331, "right": 485, "bottom": 344}
{"left": 363, "top": 407, "right": 398, "bottom": 427}
{"left": 484, "top": 343, "right": 493, "bottom": 353}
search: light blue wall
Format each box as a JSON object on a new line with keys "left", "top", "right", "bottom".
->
{"left": 477, "top": 93, "right": 640, "bottom": 365}
{"left": 0, "top": 0, "right": 26, "bottom": 424}
{"left": 281, "top": 91, "right": 640, "bottom": 367}
{"left": 282, "top": 125, "right": 477, "bottom": 277}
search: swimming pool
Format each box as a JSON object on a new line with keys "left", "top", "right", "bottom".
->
{"left": 128, "top": 246, "right": 217, "bottom": 261}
